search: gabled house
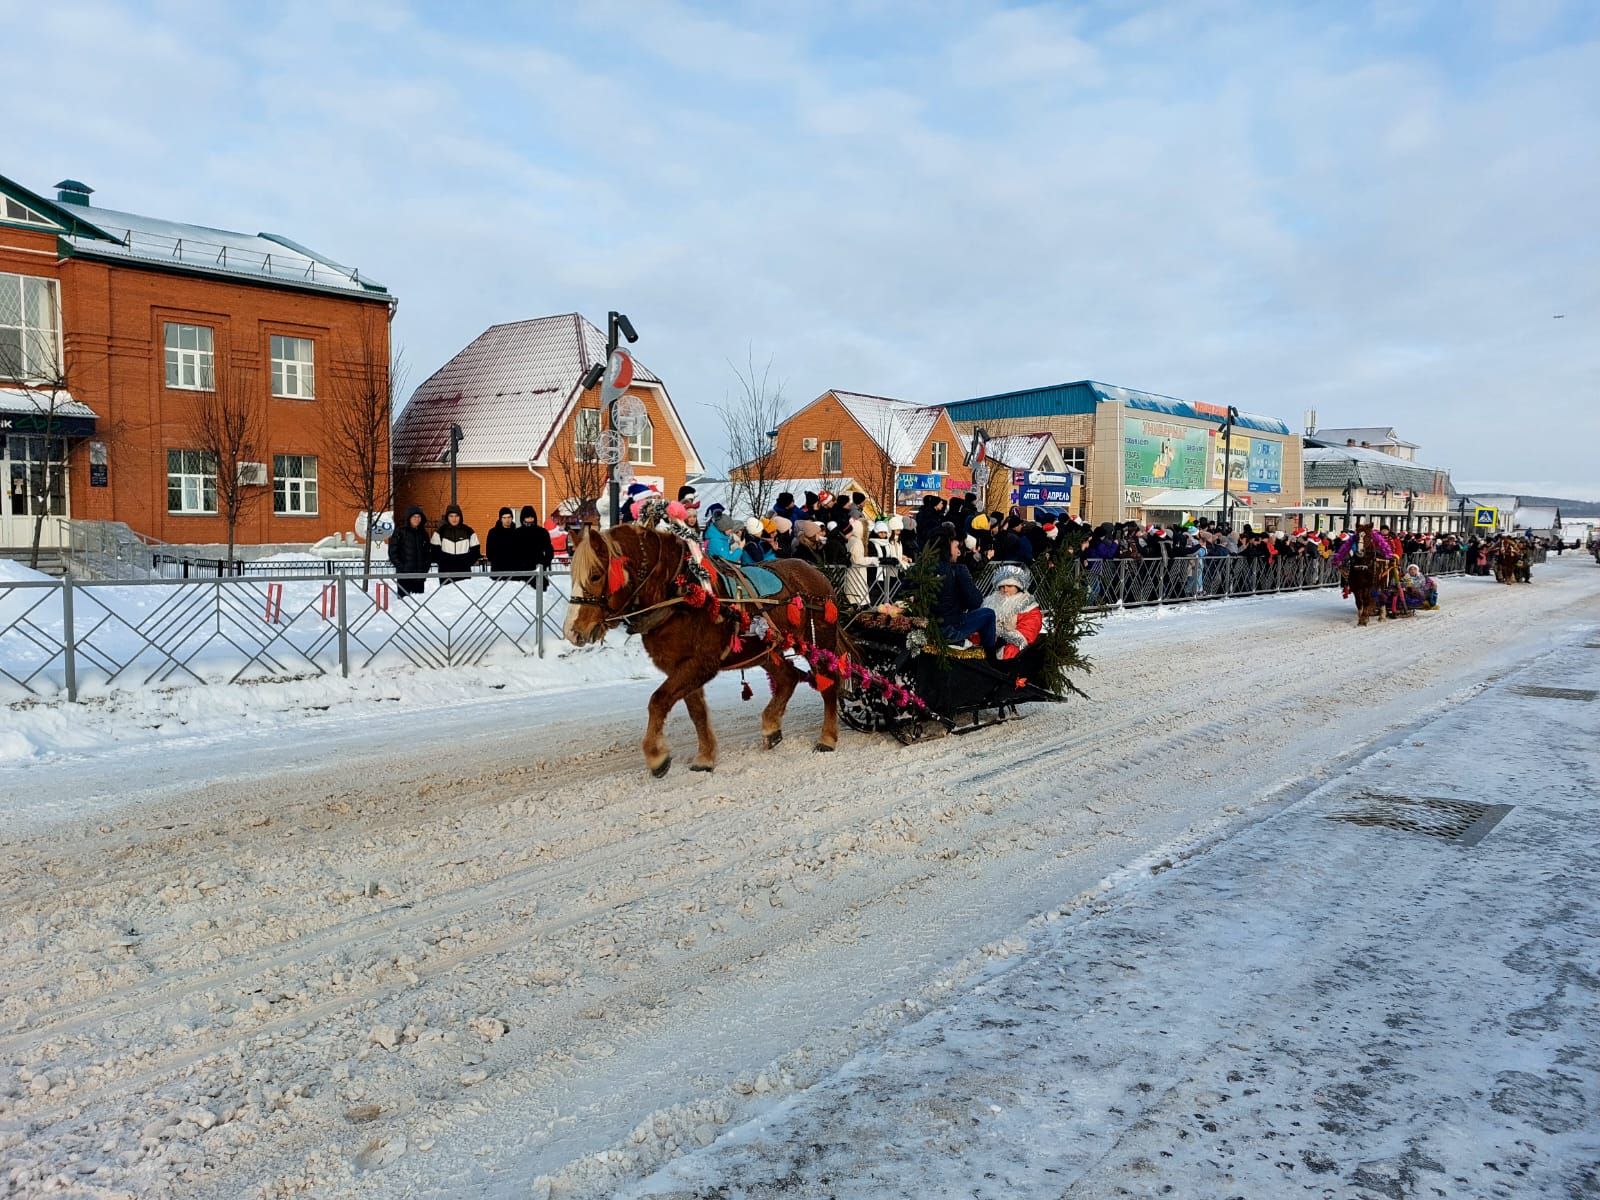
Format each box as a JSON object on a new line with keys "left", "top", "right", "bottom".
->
{"left": 1308, "top": 426, "right": 1419, "bottom": 461}
{"left": 743, "top": 389, "right": 967, "bottom": 513}
{"left": 392, "top": 313, "right": 703, "bottom": 528}
{"left": 974, "top": 432, "right": 1078, "bottom": 514}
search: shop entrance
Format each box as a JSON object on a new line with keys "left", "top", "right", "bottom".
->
{"left": 1, "top": 434, "right": 68, "bottom": 549}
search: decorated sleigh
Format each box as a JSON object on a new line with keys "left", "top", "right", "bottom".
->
{"left": 836, "top": 609, "right": 1067, "bottom": 743}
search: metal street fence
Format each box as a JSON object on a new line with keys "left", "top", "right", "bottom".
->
{"left": 0, "top": 547, "right": 1543, "bottom": 704}
{"left": 0, "top": 570, "right": 569, "bottom": 703}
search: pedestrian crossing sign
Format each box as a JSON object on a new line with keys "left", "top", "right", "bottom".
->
{"left": 1473, "top": 506, "right": 1498, "bottom": 528}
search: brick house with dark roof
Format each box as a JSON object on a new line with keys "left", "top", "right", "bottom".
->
{"left": 391, "top": 313, "right": 703, "bottom": 529}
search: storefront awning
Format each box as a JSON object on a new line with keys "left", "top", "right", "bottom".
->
{"left": 0, "top": 388, "right": 99, "bottom": 438}
{"left": 1138, "top": 488, "right": 1252, "bottom": 511}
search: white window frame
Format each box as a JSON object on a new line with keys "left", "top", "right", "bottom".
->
{"left": 930, "top": 441, "right": 948, "bottom": 473}
{"left": 821, "top": 440, "right": 842, "bottom": 474}
{"left": 2, "top": 197, "right": 55, "bottom": 228}
{"left": 575, "top": 408, "right": 601, "bottom": 459}
{"left": 1062, "top": 446, "right": 1087, "bottom": 474}
{"left": 0, "top": 272, "right": 62, "bottom": 382}
{"left": 627, "top": 414, "right": 654, "bottom": 465}
{"left": 270, "top": 335, "right": 316, "bottom": 399}
{"left": 272, "top": 454, "right": 319, "bottom": 515}
{"left": 164, "top": 323, "right": 215, "bottom": 391}
{"left": 167, "top": 449, "right": 218, "bottom": 514}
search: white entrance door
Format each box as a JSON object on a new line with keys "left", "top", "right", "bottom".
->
{"left": 0, "top": 434, "right": 69, "bottom": 549}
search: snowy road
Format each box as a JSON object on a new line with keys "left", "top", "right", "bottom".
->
{"left": 2, "top": 558, "right": 1596, "bottom": 1197}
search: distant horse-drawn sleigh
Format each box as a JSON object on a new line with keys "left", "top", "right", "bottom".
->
{"left": 1338, "top": 525, "right": 1439, "bottom": 626}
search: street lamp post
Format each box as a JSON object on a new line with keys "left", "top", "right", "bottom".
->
{"left": 577, "top": 311, "right": 640, "bottom": 527}
{"left": 447, "top": 423, "right": 464, "bottom": 507}
{"left": 1218, "top": 405, "right": 1239, "bottom": 531}
{"left": 1342, "top": 477, "right": 1356, "bottom": 532}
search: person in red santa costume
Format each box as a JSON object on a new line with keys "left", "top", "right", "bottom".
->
{"left": 981, "top": 564, "right": 1043, "bottom": 660}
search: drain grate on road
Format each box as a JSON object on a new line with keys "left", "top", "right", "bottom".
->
{"left": 1513, "top": 685, "right": 1598, "bottom": 702}
{"left": 1325, "top": 793, "right": 1513, "bottom": 847}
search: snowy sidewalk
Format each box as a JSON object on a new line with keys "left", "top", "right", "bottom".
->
{"left": 629, "top": 631, "right": 1600, "bottom": 1200}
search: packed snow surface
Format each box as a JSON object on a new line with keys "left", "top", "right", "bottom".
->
{"left": 0, "top": 557, "right": 1596, "bottom": 1197}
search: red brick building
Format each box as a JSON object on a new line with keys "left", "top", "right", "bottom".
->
{"left": 743, "top": 389, "right": 969, "bottom": 514}
{"left": 0, "top": 173, "right": 393, "bottom": 550}
{"left": 391, "top": 314, "right": 703, "bottom": 530}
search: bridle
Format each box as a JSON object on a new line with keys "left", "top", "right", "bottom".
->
{"left": 568, "top": 528, "right": 687, "bottom": 631}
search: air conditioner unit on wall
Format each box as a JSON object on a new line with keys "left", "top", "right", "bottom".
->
{"left": 803, "top": 438, "right": 818, "bottom": 452}
{"left": 238, "top": 462, "right": 268, "bottom": 486}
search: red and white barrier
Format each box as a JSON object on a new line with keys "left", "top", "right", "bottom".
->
{"left": 373, "top": 581, "right": 390, "bottom": 612}
{"left": 319, "top": 584, "right": 337, "bottom": 621}
{"left": 264, "top": 583, "right": 284, "bottom": 625}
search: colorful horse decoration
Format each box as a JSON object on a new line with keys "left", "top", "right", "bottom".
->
{"left": 564, "top": 522, "right": 862, "bottom": 776}
{"left": 1336, "top": 525, "right": 1393, "bottom": 626}
{"left": 1492, "top": 536, "right": 1531, "bottom": 584}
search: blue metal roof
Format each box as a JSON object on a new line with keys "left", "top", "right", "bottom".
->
{"left": 943, "top": 379, "right": 1291, "bottom": 437}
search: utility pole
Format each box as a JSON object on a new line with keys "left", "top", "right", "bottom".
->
{"left": 1343, "top": 477, "right": 1356, "bottom": 532}
{"left": 1218, "top": 405, "right": 1239, "bottom": 531}
{"left": 448, "top": 423, "right": 464, "bottom": 507}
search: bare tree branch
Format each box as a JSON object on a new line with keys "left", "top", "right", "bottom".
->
{"left": 185, "top": 358, "right": 266, "bottom": 562}
{"left": 325, "top": 307, "right": 403, "bottom": 582}
{"left": 720, "top": 350, "right": 787, "bottom": 516}
{"left": 548, "top": 407, "right": 607, "bottom": 524}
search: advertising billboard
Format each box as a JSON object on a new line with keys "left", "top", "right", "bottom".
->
{"left": 1124, "top": 419, "right": 1208, "bottom": 489}
{"left": 1245, "top": 437, "right": 1283, "bottom": 494}
{"left": 1210, "top": 433, "right": 1250, "bottom": 489}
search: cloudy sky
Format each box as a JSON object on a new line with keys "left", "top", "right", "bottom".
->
{"left": 10, "top": 0, "right": 1599, "bottom": 496}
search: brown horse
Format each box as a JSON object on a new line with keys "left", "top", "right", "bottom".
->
{"left": 1345, "top": 526, "right": 1383, "bottom": 627}
{"left": 1492, "top": 536, "right": 1527, "bottom": 584}
{"left": 563, "top": 525, "right": 848, "bottom": 777}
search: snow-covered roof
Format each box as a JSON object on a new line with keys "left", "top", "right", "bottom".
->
{"left": 1311, "top": 426, "right": 1417, "bottom": 449}
{"left": 55, "top": 202, "right": 388, "bottom": 298}
{"left": 1303, "top": 446, "right": 1446, "bottom": 492}
{"left": 983, "top": 432, "right": 1056, "bottom": 471}
{"left": 0, "top": 387, "right": 98, "bottom": 421}
{"left": 392, "top": 313, "right": 701, "bottom": 474}
{"left": 1512, "top": 506, "right": 1559, "bottom": 530}
{"left": 829, "top": 391, "right": 944, "bottom": 465}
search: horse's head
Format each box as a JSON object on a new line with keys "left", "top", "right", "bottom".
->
{"left": 564, "top": 527, "right": 632, "bottom": 647}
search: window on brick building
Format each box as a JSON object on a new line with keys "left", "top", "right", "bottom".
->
{"left": 273, "top": 454, "right": 319, "bottom": 515}
{"left": 164, "top": 323, "right": 215, "bottom": 390}
{"left": 270, "top": 335, "right": 316, "bottom": 399}
{"left": 575, "top": 408, "right": 600, "bottom": 460}
{"left": 1062, "top": 446, "right": 1087, "bottom": 473}
{"left": 0, "top": 272, "right": 60, "bottom": 381}
{"left": 167, "top": 449, "right": 218, "bottom": 514}
{"left": 821, "top": 440, "right": 842, "bottom": 474}
{"left": 628, "top": 415, "right": 653, "bottom": 465}
{"left": 930, "top": 440, "right": 948, "bottom": 473}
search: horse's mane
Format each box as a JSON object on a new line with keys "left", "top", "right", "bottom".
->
{"left": 571, "top": 525, "right": 604, "bottom": 583}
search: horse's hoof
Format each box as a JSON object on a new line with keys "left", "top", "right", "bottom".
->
{"left": 650, "top": 758, "right": 672, "bottom": 779}
{"left": 690, "top": 763, "right": 714, "bottom": 773}
{"left": 764, "top": 731, "right": 783, "bottom": 750}
{"left": 814, "top": 742, "right": 835, "bottom": 753}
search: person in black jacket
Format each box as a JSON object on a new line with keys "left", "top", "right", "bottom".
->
{"left": 484, "top": 507, "right": 518, "bottom": 578}
{"left": 388, "top": 506, "right": 432, "bottom": 596}
{"left": 934, "top": 534, "right": 997, "bottom": 654}
{"left": 516, "top": 505, "right": 555, "bottom": 587}
{"left": 431, "top": 504, "right": 480, "bottom": 583}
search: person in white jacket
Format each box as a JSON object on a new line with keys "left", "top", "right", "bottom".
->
{"left": 843, "top": 517, "right": 873, "bottom": 606}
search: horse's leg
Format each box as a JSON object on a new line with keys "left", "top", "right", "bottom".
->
{"left": 760, "top": 656, "right": 801, "bottom": 749}
{"left": 643, "top": 670, "right": 694, "bottom": 778}
{"left": 684, "top": 686, "right": 718, "bottom": 772}
{"left": 817, "top": 666, "right": 840, "bottom": 752}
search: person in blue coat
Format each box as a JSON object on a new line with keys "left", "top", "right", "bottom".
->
{"left": 702, "top": 504, "right": 736, "bottom": 560}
